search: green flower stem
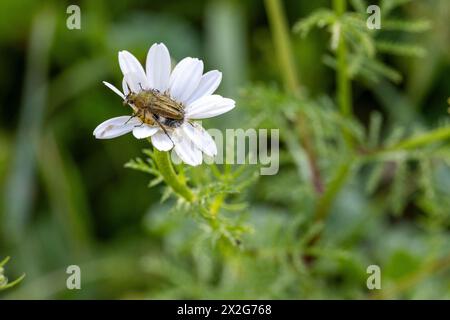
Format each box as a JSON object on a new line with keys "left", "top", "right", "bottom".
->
{"left": 264, "top": 0, "right": 300, "bottom": 94}
{"left": 152, "top": 147, "right": 195, "bottom": 202}
{"left": 333, "top": 0, "right": 353, "bottom": 146}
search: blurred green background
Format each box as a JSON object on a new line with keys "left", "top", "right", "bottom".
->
{"left": 0, "top": 0, "right": 449, "bottom": 299}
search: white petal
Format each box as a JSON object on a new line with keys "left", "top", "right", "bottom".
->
{"left": 93, "top": 116, "right": 140, "bottom": 139}
{"left": 181, "top": 123, "right": 217, "bottom": 157}
{"left": 132, "top": 125, "right": 158, "bottom": 139}
{"left": 146, "top": 43, "right": 171, "bottom": 92}
{"left": 172, "top": 129, "right": 202, "bottom": 166}
{"left": 122, "top": 77, "right": 129, "bottom": 96}
{"left": 103, "top": 81, "right": 125, "bottom": 99}
{"left": 169, "top": 57, "right": 203, "bottom": 103}
{"left": 151, "top": 131, "right": 174, "bottom": 151}
{"left": 185, "top": 70, "right": 222, "bottom": 105}
{"left": 185, "top": 95, "right": 235, "bottom": 119}
{"left": 118, "top": 51, "right": 149, "bottom": 91}
{"left": 124, "top": 72, "right": 146, "bottom": 93}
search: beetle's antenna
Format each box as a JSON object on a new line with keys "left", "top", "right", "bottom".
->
{"left": 123, "top": 85, "right": 131, "bottom": 105}
{"left": 124, "top": 83, "right": 132, "bottom": 94}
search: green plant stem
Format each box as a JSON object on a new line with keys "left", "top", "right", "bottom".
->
{"left": 310, "top": 0, "right": 354, "bottom": 222}
{"left": 304, "top": 158, "right": 353, "bottom": 264}
{"left": 265, "top": 0, "right": 325, "bottom": 194}
{"left": 314, "top": 158, "right": 353, "bottom": 222}
{"left": 333, "top": 0, "right": 353, "bottom": 145}
{"left": 360, "top": 126, "right": 450, "bottom": 160}
{"left": 264, "top": 0, "right": 300, "bottom": 94}
{"left": 210, "top": 194, "right": 224, "bottom": 218}
{"left": 387, "top": 126, "right": 450, "bottom": 151}
{"left": 3, "top": 9, "right": 55, "bottom": 243}
{"left": 315, "top": 126, "right": 450, "bottom": 220}
{"left": 372, "top": 254, "right": 450, "bottom": 299}
{"left": 152, "top": 147, "right": 195, "bottom": 202}
{"left": 0, "top": 256, "right": 26, "bottom": 291}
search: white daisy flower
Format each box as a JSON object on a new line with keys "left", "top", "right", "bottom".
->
{"left": 94, "top": 43, "right": 235, "bottom": 166}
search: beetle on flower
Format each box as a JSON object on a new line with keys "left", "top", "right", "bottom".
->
{"left": 94, "top": 43, "right": 235, "bottom": 166}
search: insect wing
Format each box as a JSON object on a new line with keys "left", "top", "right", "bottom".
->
{"left": 151, "top": 95, "right": 184, "bottom": 120}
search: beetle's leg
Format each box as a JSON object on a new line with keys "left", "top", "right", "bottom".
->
{"left": 135, "top": 119, "right": 145, "bottom": 127}
{"left": 152, "top": 115, "right": 175, "bottom": 145}
{"left": 124, "top": 113, "right": 137, "bottom": 124}
{"left": 135, "top": 110, "right": 146, "bottom": 127}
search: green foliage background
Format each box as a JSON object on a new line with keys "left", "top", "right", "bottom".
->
{"left": 0, "top": 0, "right": 449, "bottom": 299}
